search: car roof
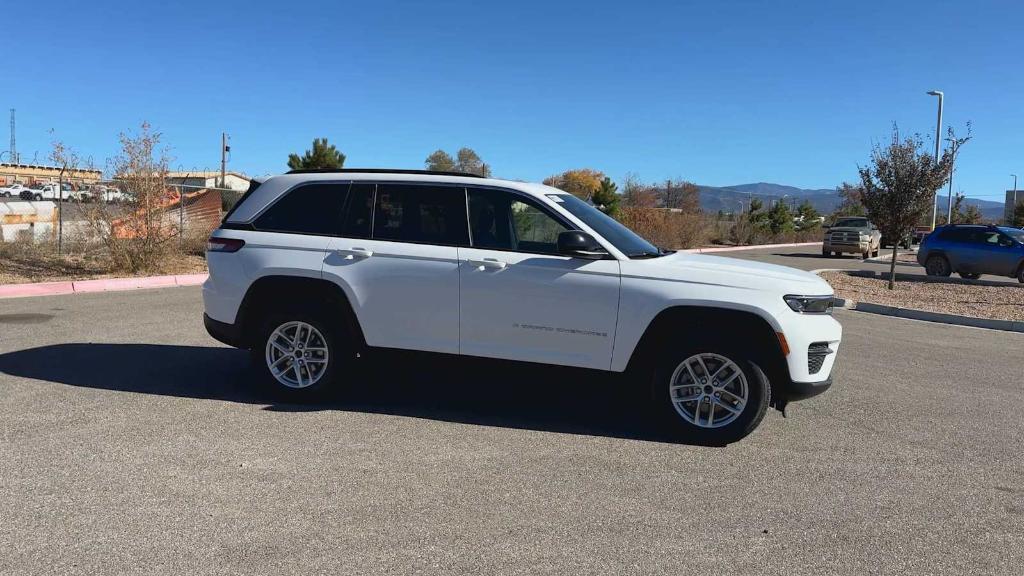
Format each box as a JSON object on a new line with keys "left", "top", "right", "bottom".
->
{"left": 225, "top": 170, "right": 563, "bottom": 223}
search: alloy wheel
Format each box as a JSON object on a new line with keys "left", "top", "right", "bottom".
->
{"left": 264, "top": 321, "right": 329, "bottom": 388}
{"left": 668, "top": 353, "right": 748, "bottom": 428}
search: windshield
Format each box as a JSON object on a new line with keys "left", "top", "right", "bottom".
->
{"left": 833, "top": 218, "right": 868, "bottom": 228}
{"left": 998, "top": 227, "right": 1024, "bottom": 243}
{"left": 551, "top": 194, "right": 663, "bottom": 258}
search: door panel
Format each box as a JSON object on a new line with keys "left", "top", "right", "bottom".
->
{"left": 459, "top": 249, "right": 620, "bottom": 369}
{"left": 323, "top": 239, "right": 461, "bottom": 354}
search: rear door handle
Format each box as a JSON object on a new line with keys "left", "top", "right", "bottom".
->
{"left": 339, "top": 247, "right": 373, "bottom": 259}
{"left": 467, "top": 258, "right": 507, "bottom": 270}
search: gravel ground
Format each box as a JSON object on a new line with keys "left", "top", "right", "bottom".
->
{"left": 821, "top": 270, "right": 1024, "bottom": 321}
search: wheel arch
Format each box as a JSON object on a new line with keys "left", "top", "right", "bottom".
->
{"left": 623, "top": 305, "right": 789, "bottom": 399}
{"left": 235, "top": 275, "right": 366, "bottom": 349}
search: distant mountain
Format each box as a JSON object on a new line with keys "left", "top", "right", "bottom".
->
{"left": 695, "top": 182, "right": 1006, "bottom": 221}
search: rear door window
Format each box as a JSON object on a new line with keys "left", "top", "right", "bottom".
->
{"left": 372, "top": 183, "right": 469, "bottom": 246}
{"left": 253, "top": 183, "right": 348, "bottom": 235}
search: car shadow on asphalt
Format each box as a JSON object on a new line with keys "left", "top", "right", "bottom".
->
{"left": 0, "top": 343, "right": 696, "bottom": 445}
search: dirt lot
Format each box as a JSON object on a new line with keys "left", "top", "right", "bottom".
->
{"left": 0, "top": 243, "right": 207, "bottom": 284}
{"left": 821, "top": 270, "right": 1024, "bottom": 321}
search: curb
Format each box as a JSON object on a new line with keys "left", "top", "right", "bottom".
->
{"left": 0, "top": 273, "right": 208, "bottom": 299}
{"left": 850, "top": 302, "right": 1024, "bottom": 333}
{"left": 811, "top": 270, "right": 1023, "bottom": 333}
{"left": 680, "top": 241, "right": 821, "bottom": 254}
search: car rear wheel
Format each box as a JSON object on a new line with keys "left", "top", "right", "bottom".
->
{"left": 252, "top": 311, "right": 351, "bottom": 401}
{"left": 652, "top": 346, "right": 770, "bottom": 444}
{"left": 1017, "top": 265, "right": 1024, "bottom": 284}
{"left": 33, "top": 194, "right": 42, "bottom": 201}
{"left": 925, "top": 255, "right": 951, "bottom": 277}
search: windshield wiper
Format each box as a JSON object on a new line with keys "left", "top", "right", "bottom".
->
{"left": 629, "top": 250, "right": 666, "bottom": 259}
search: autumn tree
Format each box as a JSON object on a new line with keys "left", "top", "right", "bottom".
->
{"left": 287, "top": 138, "right": 345, "bottom": 170}
{"left": 543, "top": 168, "right": 604, "bottom": 201}
{"left": 425, "top": 147, "right": 490, "bottom": 176}
{"left": 620, "top": 173, "right": 657, "bottom": 208}
{"left": 424, "top": 149, "right": 455, "bottom": 172}
{"left": 859, "top": 126, "right": 966, "bottom": 289}
{"left": 455, "top": 148, "right": 491, "bottom": 176}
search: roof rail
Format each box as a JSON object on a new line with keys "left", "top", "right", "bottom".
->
{"left": 284, "top": 168, "right": 485, "bottom": 178}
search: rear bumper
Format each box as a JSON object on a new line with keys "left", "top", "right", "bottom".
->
{"left": 204, "top": 313, "right": 246, "bottom": 348}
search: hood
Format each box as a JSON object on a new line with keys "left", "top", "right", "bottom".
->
{"left": 624, "top": 252, "right": 833, "bottom": 295}
{"left": 829, "top": 226, "right": 869, "bottom": 233}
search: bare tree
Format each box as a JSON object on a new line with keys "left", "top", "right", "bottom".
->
{"left": 860, "top": 126, "right": 968, "bottom": 289}
{"left": 663, "top": 179, "right": 701, "bottom": 212}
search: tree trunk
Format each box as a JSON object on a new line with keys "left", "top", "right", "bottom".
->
{"left": 887, "top": 243, "right": 898, "bottom": 290}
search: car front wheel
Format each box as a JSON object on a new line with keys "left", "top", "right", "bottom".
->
{"left": 253, "top": 312, "right": 350, "bottom": 401}
{"left": 653, "top": 347, "right": 770, "bottom": 444}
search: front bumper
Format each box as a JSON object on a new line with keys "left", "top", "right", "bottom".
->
{"left": 823, "top": 240, "right": 870, "bottom": 253}
{"left": 784, "top": 375, "right": 833, "bottom": 401}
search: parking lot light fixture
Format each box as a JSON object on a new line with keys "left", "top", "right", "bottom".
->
{"left": 927, "top": 90, "right": 944, "bottom": 230}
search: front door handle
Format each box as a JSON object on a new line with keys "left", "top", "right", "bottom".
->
{"left": 339, "top": 247, "right": 373, "bottom": 259}
{"left": 467, "top": 258, "right": 507, "bottom": 270}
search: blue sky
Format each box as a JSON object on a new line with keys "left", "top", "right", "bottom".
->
{"left": 5, "top": 0, "right": 1022, "bottom": 201}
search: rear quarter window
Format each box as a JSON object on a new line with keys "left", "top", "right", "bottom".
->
{"left": 252, "top": 182, "right": 349, "bottom": 235}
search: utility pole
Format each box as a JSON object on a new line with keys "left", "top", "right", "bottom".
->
{"left": 9, "top": 109, "right": 16, "bottom": 165}
{"left": 927, "top": 91, "right": 944, "bottom": 230}
{"left": 220, "top": 132, "right": 228, "bottom": 188}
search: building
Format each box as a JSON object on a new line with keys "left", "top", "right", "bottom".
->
{"left": 0, "top": 163, "right": 103, "bottom": 188}
{"left": 167, "top": 171, "right": 251, "bottom": 192}
{"left": 1005, "top": 190, "right": 1022, "bottom": 224}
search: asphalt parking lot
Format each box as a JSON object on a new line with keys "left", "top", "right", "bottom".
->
{"left": 2, "top": 285, "right": 1023, "bottom": 575}
{"left": 725, "top": 243, "right": 1020, "bottom": 284}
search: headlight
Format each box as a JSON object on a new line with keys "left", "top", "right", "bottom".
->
{"left": 784, "top": 295, "right": 834, "bottom": 314}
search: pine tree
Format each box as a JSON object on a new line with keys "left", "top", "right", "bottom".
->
{"left": 287, "top": 138, "right": 345, "bottom": 170}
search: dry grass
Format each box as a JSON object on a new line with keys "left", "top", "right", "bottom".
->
{"left": 0, "top": 241, "right": 206, "bottom": 285}
{"left": 821, "top": 270, "right": 1024, "bottom": 321}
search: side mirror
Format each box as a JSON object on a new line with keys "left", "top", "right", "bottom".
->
{"left": 557, "top": 231, "right": 608, "bottom": 260}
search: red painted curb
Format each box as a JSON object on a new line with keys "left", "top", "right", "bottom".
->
{"left": 0, "top": 281, "right": 75, "bottom": 298}
{"left": 72, "top": 275, "right": 179, "bottom": 293}
{"left": 0, "top": 273, "right": 209, "bottom": 299}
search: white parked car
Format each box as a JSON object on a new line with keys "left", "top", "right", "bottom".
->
{"left": 2, "top": 183, "right": 29, "bottom": 198}
{"left": 203, "top": 169, "right": 842, "bottom": 442}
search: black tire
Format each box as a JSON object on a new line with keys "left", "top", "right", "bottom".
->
{"left": 925, "top": 255, "right": 951, "bottom": 277}
{"left": 821, "top": 248, "right": 829, "bottom": 257}
{"left": 959, "top": 272, "right": 980, "bottom": 280}
{"left": 33, "top": 194, "right": 42, "bottom": 201}
{"left": 251, "top": 309, "right": 352, "bottom": 402}
{"left": 872, "top": 247, "right": 880, "bottom": 257}
{"left": 1017, "top": 264, "right": 1024, "bottom": 284}
{"left": 862, "top": 250, "right": 870, "bottom": 260}
{"left": 651, "top": 341, "right": 771, "bottom": 445}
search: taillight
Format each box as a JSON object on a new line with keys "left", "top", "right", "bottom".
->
{"left": 207, "top": 237, "right": 245, "bottom": 253}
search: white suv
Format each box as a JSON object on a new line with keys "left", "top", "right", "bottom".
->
{"left": 203, "top": 169, "right": 841, "bottom": 442}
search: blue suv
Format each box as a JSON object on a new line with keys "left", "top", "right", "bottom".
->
{"left": 918, "top": 225, "right": 1024, "bottom": 282}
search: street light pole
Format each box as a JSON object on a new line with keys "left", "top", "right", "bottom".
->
{"left": 1013, "top": 174, "right": 1019, "bottom": 224}
{"left": 927, "top": 90, "right": 944, "bottom": 229}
